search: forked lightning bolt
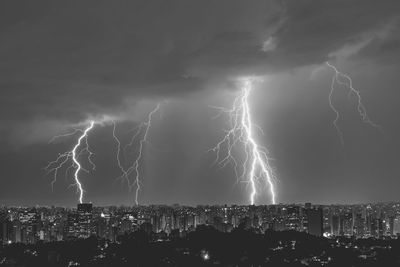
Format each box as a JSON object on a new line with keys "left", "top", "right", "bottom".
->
{"left": 45, "top": 121, "right": 96, "bottom": 203}
{"left": 209, "top": 79, "right": 276, "bottom": 205}
{"left": 113, "top": 103, "right": 161, "bottom": 205}
{"left": 326, "top": 62, "right": 381, "bottom": 144}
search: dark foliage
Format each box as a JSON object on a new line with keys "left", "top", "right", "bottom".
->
{"left": 1, "top": 227, "right": 400, "bottom": 266}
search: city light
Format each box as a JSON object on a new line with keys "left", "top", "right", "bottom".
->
{"left": 201, "top": 250, "right": 210, "bottom": 261}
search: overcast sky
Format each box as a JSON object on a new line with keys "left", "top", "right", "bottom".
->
{"left": 1, "top": 0, "right": 400, "bottom": 206}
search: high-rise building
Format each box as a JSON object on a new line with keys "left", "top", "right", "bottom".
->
{"left": 77, "top": 203, "right": 93, "bottom": 238}
{"left": 67, "top": 212, "right": 78, "bottom": 238}
{"left": 341, "top": 211, "right": 353, "bottom": 236}
{"left": 12, "top": 220, "right": 21, "bottom": 243}
{"left": 393, "top": 216, "right": 400, "bottom": 236}
{"left": 2, "top": 219, "right": 12, "bottom": 244}
{"left": 370, "top": 217, "right": 384, "bottom": 239}
{"left": 307, "top": 207, "right": 323, "bottom": 237}
{"left": 354, "top": 213, "right": 365, "bottom": 238}
{"left": 331, "top": 214, "right": 340, "bottom": 236}
{"left": 0, "top": 213, "right": 6, "bottom": 244}
{"left": 19, "top": 209, "right": 38, "bottom": 244}
{"left": 95, "top": 217, "right": 108, "bottom": 239}
{"left": 286, "top": 206, "right": 301, "bottom": 231}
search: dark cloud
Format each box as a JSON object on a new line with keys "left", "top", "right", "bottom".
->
{"left": 185, "top": 0, "right": 400, "bottom": 75}
{"left": 350, "top": 21, "right": 400, "bottom": 64}
{"left": 271, "top": 0, "right": 400, "bottom": 68}
{"left": 1, "top": 0, "right": 398, "bottom": 128}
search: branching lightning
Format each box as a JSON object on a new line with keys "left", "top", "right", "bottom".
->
{"left": 113, "top": 103, "right": 161, "bottom": 205}
{"left": 209, "top": 79, "right": 276, "bottom": 205}
{"left": 45, "top": 121, "right": 96, "bottom": 203}
{"left": 46, "top": 103, "right": 161, "bottom": 205}
{"left": 326, "top": 62, "right": 381, "bottom": 144}
{"left": 42, "top": 61, "right": 381, "bottom": 206}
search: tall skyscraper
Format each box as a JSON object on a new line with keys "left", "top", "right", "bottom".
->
{"left": 331, "top": 214, "right": 340, "bottom": 236}
{"left": 306, "top": 207, "right": 323, "bottom": 237}
{"left": 393, "top": 216, "right": 400, "bottom": 236}
{"left": 67, "top": 212, "right": 78, "bottom": 238}
{"left": 77, "top": 203, "right": 93, "bottom": 238}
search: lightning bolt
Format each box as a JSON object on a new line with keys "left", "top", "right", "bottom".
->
{"left": 45, "top": 121, "right": 96, "bottom": 203}
{"left": 113, "top": 103, "right": 161, "bottom": 205}
{"left": 326, "top": 62, "right": 381, "bottom": 144}
{"left": 209, "top": 79, "right": 276, "bottom": 205}
{"left": 112, "top": 121, "right": 130, "bottom": 185}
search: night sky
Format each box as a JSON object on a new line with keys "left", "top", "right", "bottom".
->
{"left": 1, "top": 0, "right": 400, "bottom": 207}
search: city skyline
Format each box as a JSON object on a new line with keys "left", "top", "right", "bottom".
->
{"left": 3, "top": 201, "right": 400, "bottom": 242}
{"left": 2, "top": 201, "right": 399, "bottom": 266}
{"left": 1, "top": 1, "right": 400, "bottom": 207}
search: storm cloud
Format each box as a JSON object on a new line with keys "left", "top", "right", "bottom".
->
{"left": 1, "top": 0, "right": 398, "bottom": 134}
{"left": 1, "top": 0, "right": 400, "bottom": 205}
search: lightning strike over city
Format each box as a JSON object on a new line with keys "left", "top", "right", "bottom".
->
{"left": 3, "top": 6, "right": 400, "bottom": 264}
{"left": 326, "top": 62, "right": 382, "bottom": 144}
{"left": 45, "top": 121, "right": 96, "bottom": 203}
{"left": 113, "top": 103, "right": 161, "bottom": 205}
{"left": 210, "top": 79, "right": 276, "bottom": 205}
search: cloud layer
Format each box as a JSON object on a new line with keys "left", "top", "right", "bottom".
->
{"left": 1, "top": 0, "right": 398, "bottom": 132}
